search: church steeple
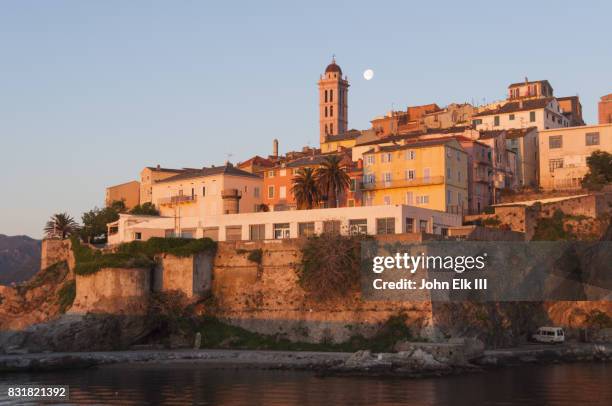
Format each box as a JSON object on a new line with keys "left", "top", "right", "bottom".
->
{"left": 318, "top": 57, "right": 349, "bottom": 145}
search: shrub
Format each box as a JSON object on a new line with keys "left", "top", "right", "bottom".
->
{"left": 246, "top": 248, "right": 263, "bottom": 264}
{"left": 482, "top": 216, "right": 502, "bottom": 227}
{"left": 57, "top": 280, "right": 76, "bottom": 313}
{"left": 585, "top": 310, "right": 612, "bottom": 329}
{"left": 71, "top": 236, "right": 217, "bottom": 275}
{"left": 532, "top": 209, "right": 574, "bottom": 241}
{"left": 298, "top": 233, "right": 362, "bottom": 300}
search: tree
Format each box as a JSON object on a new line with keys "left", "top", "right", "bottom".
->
{"left": 291, "top": 167, "right": 320, "bottom": 209}
{"left": 315, "top": 155, "right": 350, "bottom": 208}
{"left": 44, "top": 213, "right": 79, "bottom": 239}
{"left": 582, "top": 151, "right": 612, "bottom": 191}
{"left": 80, "top": 206, "right": 121, "bottom": 243}
{"left": 129, "top": 202, "right": 159, "bottom": 216}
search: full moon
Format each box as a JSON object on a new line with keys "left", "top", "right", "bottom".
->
{"left": 363, "top": 69, "right": 374, "bottom": 80}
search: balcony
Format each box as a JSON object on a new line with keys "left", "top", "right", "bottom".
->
{"left": 360, "top": 176, "right": 445, "bottom": 190}
{"left": 158, "top": 195, "right": 197, "bottom": 206}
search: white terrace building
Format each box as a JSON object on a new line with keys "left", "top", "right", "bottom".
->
{"left": 107, "top": 204, "right": 462, "bottom": 244}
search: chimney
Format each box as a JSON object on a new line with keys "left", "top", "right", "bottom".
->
{"left": 156, "top": 164, "right": 160, "bottom": 169}
{"left": 273, "top": 139, "right": 279, "bottom": 158}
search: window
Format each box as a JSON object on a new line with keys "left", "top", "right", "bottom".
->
{"left": 381, "top": 153, "right": 392, "bottom": 163}
{"left": 191, "top": 188, "right": 195, "bottom": 198}
{"left": 273, "top": 223, "right": 290, "bottom": 239}
{"left": 324, "top": 90, "right": 328, "bottom": 103}
{"left": 423, "top": 168, "right": 431, "bottom": 182}
{"left": 279, "top": 186, "right": 286, "bottom": 199}
{"left": 347, "top": 199, "right": 355, "bottom": 207}
{"left": 416, "top": 195, "right": 429, "bottom": 205}
{"left": 406, "top": 169, "right": 415, "bottom": 180}
{"left": 383, "top": 172, "right": 392, "bottom": 184}
{"left": 530, "top": 111, "right": 536, "bottom": 122}
{"left": 494, "top": 116, "right": 500, "bottom": 126}
{"left": 549, "top": 135, "right": 562, "bottom": 149}
{"left": 405, "top": 192, "right": 414, "bottom": 205}
{"left": 225, "top": 226, "right": 242, "bottom": 241}
{"left": 456, "top": 150, "right": 461, "bottom": 161}
{"left": 267, "top": 185, "right": 275, "bottom": 199}
{"left": 472, "top": 119, "right": 482, "bottom": 126}
{"left": 280, "top": 169, "right": 286, "bottom": 177}
{"left": 549, "top": 158, "right": 564, "bottom": 172}
{"left": 329, "top": 89, "right": 333, "bottom": 102}
{"left": 405, "top": 217, "right": 414, "bottom": 233}
{"left": 249, "top": 224, "right": 266, "bottom": 240}
{"left": 458, "top": 171, "right": 461, "bottom": 182}
{"left": 383, "top": 196, "right": 391, "bottom": 205}
{"left": 134, "top": 232, "right": 142, "bottom": 240}
{"left": 298, "top": 222, "right": 315, "bottom": 237}
{"left": 509, "top": 114, "right": 515, "bottom": 120}
{"left": 446, "top": 190, "right": 452, "bottom": 205}
{"left": 330, "top": 124, "right": 333, "bottom": 134}
{"left": 365, "top": 155, "right": 375, "bottom": 165}
{"left": 447, "top": 167, "right": 451, "bottom": 179}
{"left": 202, "top": 187, "right": 206, "bottom": 196}
{"left": 267, "top": 170, "right": 275, "bottom": 178}
{"left": 330, "top": 105, "right": 333, "bottom": 117}
{"left": 363, "top": 173, "right": 375, "bottom": 184}
{"left": 325, "top": 106, "right": 328, "bottom": 117}
{"left": 254, "top": 187, "right": 260, "bottom": 198}
{"left": 585, "top": 132, "right": 600, "bottom": 146}
{"left": 458, "top": 193, "right": 463, "bottom": 204}
{"left": 323, "top": 220, "right": 341, "bottom": 235}
{"left": 349, "top": 219, "right": 367, "bottom": 235}
{"left": 405, "top": 150, "right": 416, "bottom": 160}
{"left": 376, "top": 218, "right": 395, "bottom": 235}
{"left": 419, "top": 220, "right": 428, "bottom": 233}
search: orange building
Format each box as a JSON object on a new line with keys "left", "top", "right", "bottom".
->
{"left": 262, "top": 151, "right": 360, "bottom": 211}
{"left": 370, "top": 104, "right": 441, "bottom": 137}
{"left": 599, "top": 94, "right": 612, "bottom": 124}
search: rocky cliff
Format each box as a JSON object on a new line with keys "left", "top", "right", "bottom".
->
{"left": 0, "top": 234, "right": 41, "bottom": 285}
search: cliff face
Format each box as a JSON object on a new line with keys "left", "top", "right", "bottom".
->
{"left": 0, "top": 234, "right": 41, "bottom": 285}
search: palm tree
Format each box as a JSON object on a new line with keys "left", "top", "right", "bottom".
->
{"left": 315, "top": 155, "right": 350, "bottom": 208}
{"left": 44, "top": 213, "right": 79, "bottom": 239}
{"left": 292, "top": 167, "right": 320, "bottom": 209}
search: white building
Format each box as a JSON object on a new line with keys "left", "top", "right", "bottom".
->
{"left": 472, "top": 97, "right": 569, "bottom": 131}
{"left": 107, "top": 204, "right": 462, "bottom": 244}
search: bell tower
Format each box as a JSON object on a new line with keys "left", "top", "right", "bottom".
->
{"left": 318, "top": 57, "right": 349, "bottom": 145}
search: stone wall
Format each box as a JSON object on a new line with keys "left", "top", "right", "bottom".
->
{"left": 211, "top": 240, "right": 434, "bottom": 343}
{"left": 70, "top": 268, "right": 151, "bottom": 315}
{"left": 40, "top": 239, "right": 74, "bottom": 271}
{"left": 153, "top": 253, "right": 213, "bottom": 298}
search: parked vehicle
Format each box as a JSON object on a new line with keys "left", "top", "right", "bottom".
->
{"left": 532, "top": 327, "right": 565, "bottom": 344}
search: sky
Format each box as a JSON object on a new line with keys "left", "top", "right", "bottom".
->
{"left": 1, "top": 0, "right": 610, "bottom": 238}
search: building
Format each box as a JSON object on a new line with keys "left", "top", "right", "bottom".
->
{"left": 472, "top": 97, "right": 570, "bottom": 131}
{"left": 262, "top": 151, "right": 356, "bottom": 211}
{"left": 361, "top": 138, "right": 468, "bottom": 214}
{"left": 557, "top": 96, "right": 585, "bottom": 126}
{"left": 422, "top": 103, "right": 477, "bottom": 130}
{"left": 507, "top": 79, "right": 554, "bottom": 100}
{"left": 105, "top": 180, "right": 140, "bottom": 209}
{"left": 478, "top": 130, "right": 518, "bottom": 194}
{"left": 140, "top": 166, "right": 188, "bottom": 204}
{"left": 599, "top": 94, "right": 612, "bottom": 124}
{"left": 107, "top": 204, "right": 462, "bottom": 244}
{"left": 320, "top": 129, "right": 361, "bottom": 153}
{"left": 318, "top": 57, "right": 349, "bottom": 144}
{"left": 455, "top": 136, "right": 493, "bottom": 214}
{"left": 370, "top": 104, "right": 440, "bottom": 137}
{"left": 150, "top": 163, "right": 264, "bottom": 235}
{"left": 237, "top": 155, "right": 275, "bottom": 174}
{"left": 505, "top": 127, "right": 539, "bottom": 188}
{"left": 539, "top": 123, "right": 612, "bottom": 190}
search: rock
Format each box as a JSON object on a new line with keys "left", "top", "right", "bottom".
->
{"left": 410, "top": 348, "right": 445, "bottom": 370}
{"left": 448, "top": 337, "right": 485, "bottom": 360}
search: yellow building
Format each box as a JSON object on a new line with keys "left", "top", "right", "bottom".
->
{"left": 539, "top": 123, "right": 612, "bottom": 190}
{"left": 361, "top": 138, "right": 468, "bottom": 214}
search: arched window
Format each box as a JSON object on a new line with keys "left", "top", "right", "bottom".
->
{"left": 324, "top": 90, "right": 328, "bottom": 103}
{"left": 325, "top": 106, "right": 328, "bottom": 117}
{"left": 330, "top": 105, "right": 333, "bottom": 117}
{"left": 330, "top": 124, "right": 334, "bottom": 134}
{"left": 325, "top": 124, "right": 328, "bottom": 134}
{"left": 330, "top": 89, "right": 333, "bottom": 102}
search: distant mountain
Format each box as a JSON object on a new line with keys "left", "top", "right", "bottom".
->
{"left": 0, "top": 234, "right": 41, "bottom": 285}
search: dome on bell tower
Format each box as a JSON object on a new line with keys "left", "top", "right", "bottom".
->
{"left": 325, "top": 57, "right": 342, "bottom": 75}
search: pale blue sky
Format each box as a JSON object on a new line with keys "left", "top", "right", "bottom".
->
{"left": 1, "top": 1, "right": 610, "bottom": 238}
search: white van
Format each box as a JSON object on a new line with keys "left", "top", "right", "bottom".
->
{"left": 532, "top": 327, "right": 565, "bottom": 344}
